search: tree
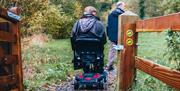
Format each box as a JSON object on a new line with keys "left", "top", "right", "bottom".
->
{"left": 0, "top": 0, "right": 17, "bottom": 8}
{"left": 139, "top": 0, "right": 145, "bottom": 19}
{"left": 161, "top": 0, "right": 180, "bottom": 15}
{"left": 12, "top": 0, "right": 82, "bottom": 38}
{"left": 16, "top": 0, "right": 48, "bottom": 36}
{"left": 112, "top": 0, "right": 118, "bottom": 3}
{"left": 145, "top": 0, "right": 163, "bottom": 17}
{"left": 121, "top": 0, "right": 139, "bottom": 14}
{"left": 77, "top": 0, "right": 97, "bottom": 8}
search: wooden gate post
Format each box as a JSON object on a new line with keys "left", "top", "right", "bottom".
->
{"left": 10, "top": 7, "right": 23, "bottom": 91}
{"left": 117, "top": 11, "right": 139, "bottom": 91}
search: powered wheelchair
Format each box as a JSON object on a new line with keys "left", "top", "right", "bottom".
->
{"left": 71, "top": 36, "right": 107, "bottom": 90}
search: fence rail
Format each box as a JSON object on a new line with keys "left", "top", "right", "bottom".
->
{"left": 135, "top": 57, "right": 180, "bottom": 89}
{"left": 136, "top": 12, "right": 180, "bottom": 32}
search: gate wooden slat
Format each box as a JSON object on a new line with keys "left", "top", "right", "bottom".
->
{"left": 0, "top": 8, "right": 7, "bottom": 18}
{"left": 136, "top": 12, "right": 180, "bottom": 32}
{"left": 0, "top": 75, "right": 17, "bottom": 85}
{"left": 0, "top": 22, "right": 11, "bottom": 32}
{"left": 0, "top": 31, "right": 16, "bottom": 42}
{"left": 0, "top": 55, "right": 18, "bottom": 65}
{"left": 135, "top": 57, "right": 180, "bottom": 89}
{"left": 10, "top": 7, "right": 23, "bottom": 90}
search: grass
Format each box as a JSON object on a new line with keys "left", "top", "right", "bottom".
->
{"left": 133, "top": 32, "right": 176, "bottom": 91}
{"left": 22, "top": 39, "right": 74, "bottom": 90}
{"left": 138, "top": 32, "right": 169, "bottom": 66}
{"left": 22, "top": 32, "right": 177, "bottom": 90}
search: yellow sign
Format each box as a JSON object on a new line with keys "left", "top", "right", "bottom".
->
{"left": 126, "top": 30, "right": 133, "bottom": 37}
{"left": 126, "top": 38, "right": 133, "bottom": 46}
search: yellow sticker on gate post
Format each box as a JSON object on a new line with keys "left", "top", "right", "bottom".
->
{"left": 126, "top": 30, "right": 133, "bottom": 37}
{"left": 126, "top": 38, "right": 133, "bottom": 46}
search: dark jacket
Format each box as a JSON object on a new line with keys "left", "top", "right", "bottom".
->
{"left": 107, "top": 8, "right": 124, "bottom": 44}
{"left": 71, "top": 14, "right": 107, "bottom": 50}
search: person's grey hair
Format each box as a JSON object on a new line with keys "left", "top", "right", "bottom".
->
{"left": 116, "top": 1, "right": 125, "bottom": 9}
{"left": 84, "top": 6, "right": 97, "bottom": 15}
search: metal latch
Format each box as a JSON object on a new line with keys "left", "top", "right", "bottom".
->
{"left": 7, "top": 11, "right": 21, "bottom": 21}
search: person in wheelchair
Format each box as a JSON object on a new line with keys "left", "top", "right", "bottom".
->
{"left": 71, "top": 6, "right": 106, "bottom": 73}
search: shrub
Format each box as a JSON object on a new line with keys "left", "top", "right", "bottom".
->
{"left": 42, "top": 5, "right": 73, "bottom": 39}
{"left": 22, "top": 1, "right": 82, "bottom": 39}
{"left": 165, "top": 30, "right": 180, "bottom": 70}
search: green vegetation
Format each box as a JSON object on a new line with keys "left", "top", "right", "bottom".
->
{"left": 122, "top": 0, "right": 180, "bottom": 18}
{"left": 165, "top": 30, "right": 180, "bottom": 70}
{"left": 1, "top": 0, "right": 179, "bottom": 38}
{"left": 22, "top": 39, "right": 74, "bottom": 90}
{"left": 134, "top": 32, "right": 176, "bottom": 91}
{"left": 138, "top": 32, "right": 168, "bottom": 66}
{"left": 18, "top": 0, "right": 82, "bottom": 38}
{"left": 139, "top": 0, "right": 145, "bottom": 19}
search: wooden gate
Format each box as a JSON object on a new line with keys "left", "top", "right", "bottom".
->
{"left": 0, "top": 7, "right": 23, "bottom": 91}
{"left": 118, "top": 11, "right": 180, "bottom": 91}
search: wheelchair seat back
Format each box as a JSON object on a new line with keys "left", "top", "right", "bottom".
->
{"left": 73, "top": 37, "right": 104, "bottom": 73}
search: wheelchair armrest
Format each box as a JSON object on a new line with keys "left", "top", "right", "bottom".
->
{"left": 70, "top": 37, "right": 75, "bottom": 50}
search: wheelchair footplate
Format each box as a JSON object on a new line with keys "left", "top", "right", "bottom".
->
{"left": 73, "top": 72, "right": 108, "bottom": 90}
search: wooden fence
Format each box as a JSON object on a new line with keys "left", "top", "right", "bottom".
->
{"left": 0, "top": 7, "right": 23, "bottom": 91}
{"left": 118, "top": 11, "right": 180, "bottom": 91}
